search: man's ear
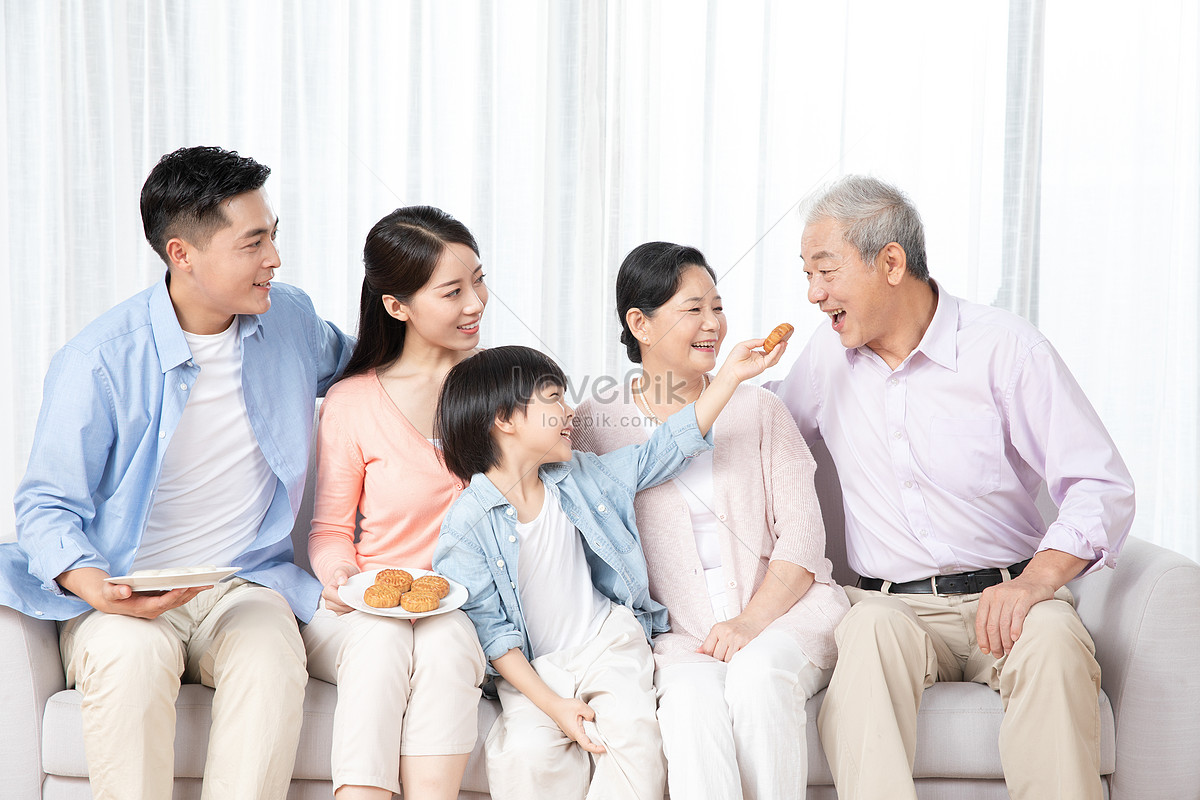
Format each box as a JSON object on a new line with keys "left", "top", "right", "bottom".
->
{"left": 381, "top": 295, "right": 409, "bottom": 322}
{"left": 879, "top": 242, "right": 909, "bottom": 286}
{"left": 166, "top": 238, "right": 191, "bottom": 273}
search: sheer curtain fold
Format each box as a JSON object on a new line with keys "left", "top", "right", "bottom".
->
{"left": 2, "top": 0, "right": 1196, "bottom": 561}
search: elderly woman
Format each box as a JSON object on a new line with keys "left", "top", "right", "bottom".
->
{"left": 573, "top": 241, "right": 849, "bottom": 800}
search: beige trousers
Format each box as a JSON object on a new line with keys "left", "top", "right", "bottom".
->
{"left": 818, "top": 585, "right": 1102, "bottom": 800}
{"left": 486, "top": 603, "right": 665, "bottom": 800}
{"left": 58, "top": 578, "right": 307, "bottom": 800}
{"left": 302, "top": 606, "right": 486, "bottom": 794}
{"left": 654, "top": 629, "right": 831, "bottom": 800}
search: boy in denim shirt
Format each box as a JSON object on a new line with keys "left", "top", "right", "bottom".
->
{"left": 434, "top": 341, "right": 784, "bottom": 799}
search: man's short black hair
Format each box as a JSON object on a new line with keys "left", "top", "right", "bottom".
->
{"left": 436, "top": 346, "right": 568, "bottom": 482}
{"left": 140, "top": 146, "right": 271, "bottom": 265}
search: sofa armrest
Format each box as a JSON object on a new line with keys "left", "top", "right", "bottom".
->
{"left": 0, "top": 605, "right": 63, "bottom": 799}
{"left": 1069, "top": 536, "right": 1200, "bottom": 800}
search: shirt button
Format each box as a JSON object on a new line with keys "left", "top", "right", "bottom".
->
{"left": 893, "top": 431, "right": 902, "bottom": 439}
{"left": 510, "top": 581, "right": 516, "bottom": 588}
{"left": 718, "top": 513, "right": 727, "bottom": 521}
{"left": 727, "top": 580, "right": 737, "bottom": 588}
{"left": 904, "top": 480, "right": 913, "bottom": 488}
{"left": 919, "top": 529, "right": 929, "bottom": 538}
{"left": 179, "top": 382, "right": 188, "bottom": 391}
{"left": 597, "top": 503, "right": 607, "bottom": 513}
{"left": 889, "top": 378, "right": 899, "bottom": 386}
{"left": 186, "top": 360, "right": 194, "bottom": 367}
{"left": 505, "top": 508, "right": 515, "bottom": 516}
{"left": 34, "top": 610, "right": 44, "bottom": 616}
{"left": 508, "top": 535, "right": 516, "bottom": 543}
{"left": 496, "top": 559, "right": 505, "bottom": 568}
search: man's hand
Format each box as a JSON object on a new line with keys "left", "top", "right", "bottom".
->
{"left": 321, "top": 564, "right": 359, "bottom": 614}
{"left": 545, "top": 696, "right": 606, "bottom": 754}
{"left": 57, "top": 567, "right": 208, "bottom": 620}
{"left": 698, "top": 615, "right": 768, "bottom": 662}
{"left": 974, "top": 550, "right": 1088, "bottom": 657}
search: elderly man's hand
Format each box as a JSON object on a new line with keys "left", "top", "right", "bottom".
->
{"left": 975, "top": 574, "right": 1056, "bottom": 657}
{"left": 974, "top": 549, "right": 1089, "bottom": 657}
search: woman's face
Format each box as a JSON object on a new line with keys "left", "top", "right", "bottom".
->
{"left": 388, "top": 242, "right": 488, "bottom": 351}
{"left": 638, "top": 265, "right": 726, "bottom": 378}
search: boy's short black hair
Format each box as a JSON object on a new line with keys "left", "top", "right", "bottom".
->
{"left": 437, "top": 346, "right": 568, "bottom": 482}
{"left": 140, "top": 146, "right": 272, "bottom": 265}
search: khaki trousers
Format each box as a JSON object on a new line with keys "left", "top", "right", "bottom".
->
{"left": 58, "top": 579, "right": 307, "bottom": 800}
{"left": 654, "top": 629, "right": 830, "bottom": 800}
{"left": 302, "top": 606, "right": 486, "bottom": 795}
{"left": 817, "top": 586, "right": 1102, "bottom": 800}
{"left": 486, "top": 603, "right": 665, "bottom": 800}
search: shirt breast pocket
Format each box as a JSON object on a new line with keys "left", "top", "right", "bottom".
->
{"left": 927, "top": 415, "right": 1002, "bottom": 500}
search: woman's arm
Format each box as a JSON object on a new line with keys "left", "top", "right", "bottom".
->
{"left": 307, "top": 399, "right": 365, "bottom": 612}
{"left": 698, "top": 560, "right": 815, "bottom": 661}
{"left": 491, "top": 649, "right": 605, "bottom": 754}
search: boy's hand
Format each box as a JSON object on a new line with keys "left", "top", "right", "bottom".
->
{"left": 715, "top": 338, "right": 787, "bottom": 385}
{"left": 321, "top": 564, "right": 359, "bottom": 614}
{"left": 547, "top": 696, "right": 606, "bottom": 754}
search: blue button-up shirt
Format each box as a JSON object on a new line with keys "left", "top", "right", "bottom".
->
{"left": 433, "top": 403, "right": 713, "bottom": 673}
{"left": 2, "top": 279, "right": 353, "bottom": 622}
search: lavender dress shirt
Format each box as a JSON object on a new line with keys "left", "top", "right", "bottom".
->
{"left": 766, "top": 283, "right": 1135, "bottom": 584}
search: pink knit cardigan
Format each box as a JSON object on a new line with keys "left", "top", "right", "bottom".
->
{"left": 573, "top": 382, "right": 849, "bottom": 669}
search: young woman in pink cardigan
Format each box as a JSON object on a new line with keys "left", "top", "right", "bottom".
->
{"left": 301, "top": 207, "right": 488, "bottom": 800}
{"left": 573, "top": 242, "right": 850, "bottom": 800}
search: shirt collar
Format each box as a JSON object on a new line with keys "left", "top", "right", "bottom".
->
{"left": 911, "top": 280, "right": 958, "bottom": 371}
{"left": 467, "top": 462, "right": 572, "bottom": 511}
{"left": 148, "top": 275, "right": 265, "bottom": 374}
{"left": 844, "top": 279, "right": 958, "bottom": 372}
{"left": 148, "top": 277, "right": 191, "bottom": 374}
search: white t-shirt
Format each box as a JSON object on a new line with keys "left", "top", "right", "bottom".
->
{"left": 514, "top": 484, "right": 609, "bottom": 658}
{"left": 640, "top": 411, "right": 728, "bottom": 618}
{"left": 133, "top": 321, "right": 275, "bottom": 571}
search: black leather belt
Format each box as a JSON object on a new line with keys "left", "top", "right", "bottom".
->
{"left": 858, "top": 559, "right": 1032, "bottom": 595}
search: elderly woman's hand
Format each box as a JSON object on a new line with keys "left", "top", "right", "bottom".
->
{"left": 697, "top": 613, "right": 770, "bottom": 662}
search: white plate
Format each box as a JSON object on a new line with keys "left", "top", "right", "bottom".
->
{"left": 339, "top": 567, "right": 467, "bottom": 619}
{"left": 105, "top": 566, "right": 240, "bottom": 592}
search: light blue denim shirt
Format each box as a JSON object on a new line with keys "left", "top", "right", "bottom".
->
{"left": 1, "top": 279, "right": 353, "bottom": 622}
{"left": 433, "top": 403, "right": 714, "bottom": 672}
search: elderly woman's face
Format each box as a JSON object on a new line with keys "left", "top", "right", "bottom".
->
{"left": 640, "top": 265, "right": 727, "bottom": 377}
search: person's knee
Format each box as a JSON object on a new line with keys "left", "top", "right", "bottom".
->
{"left": 1008, "top": 602, "right": 1097, "bottom": 677}
{"left": 75, "top": 617, "right": 181, "bottom": 682}
{"left": 836, "top": 596, "right": 920, "bottom": 654}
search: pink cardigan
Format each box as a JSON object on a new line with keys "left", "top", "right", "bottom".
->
{"left": 307, "top": 370, "right": 465, "bottom": 586}
{"left": 573, "top": 382, "right": 848, "bottom": 669}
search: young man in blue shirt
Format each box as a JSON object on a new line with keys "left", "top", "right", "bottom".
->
{"left": 0, "top": 146, "right": 353, "bottom": 798}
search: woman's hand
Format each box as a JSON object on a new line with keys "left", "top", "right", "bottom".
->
{"left": 321, "top": 564, "right": 358, "bottom": 614}
{"left": 698, "top": 613, "right": 770, "bottom": 662}
{"left": 546, "top": 696, "right": 606, "bottom": 754}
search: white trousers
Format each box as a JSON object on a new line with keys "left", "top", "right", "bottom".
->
{"left": 58, "top": 578, "right": 307, "bottom": 800}
{"left": 655, "top": 629, "right": 830, "bottom": 800}
{"left": 486, "top": 603, "right": 665, "bottom": 800}
{"left": 302, "top": 606, "right": 486, "bottom": 795}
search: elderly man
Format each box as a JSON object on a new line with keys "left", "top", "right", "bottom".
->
{"left": 767, "top": 175, "right": 1135, "bottom": 800}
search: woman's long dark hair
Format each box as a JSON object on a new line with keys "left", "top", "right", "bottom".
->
{"left": 341, "top": 206, "right": 480, "bottom": 381}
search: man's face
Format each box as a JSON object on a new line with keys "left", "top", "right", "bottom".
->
{"left": 801, "top": 216, "right": 892, "bottom": 352}
{"left": 173, "top": 188, "right": 279, "bottom": 333}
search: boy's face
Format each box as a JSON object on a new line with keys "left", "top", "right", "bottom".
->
{"left": 516, "top": 383, "right": 574, "bottom": 465}
{"left": 168, "top": 188, "right": 280, "bottom": 334}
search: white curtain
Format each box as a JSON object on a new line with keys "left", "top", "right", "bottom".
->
{"left": 2, "top": 0, "right": 1196, "bottom": 562}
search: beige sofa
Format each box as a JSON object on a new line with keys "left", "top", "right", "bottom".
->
{"left": 3, "top": 441, "right": 1199, "bottom": 799}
